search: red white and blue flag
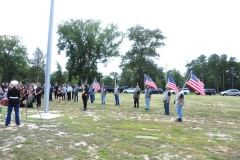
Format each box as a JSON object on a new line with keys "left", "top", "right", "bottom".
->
{"left": 144, "top": 74, "right": 158, "bottom": 90}
{"left": 186, "top": 72, "right": 205, "bottom": 96}
{"left": 93, "top": 78, "right": 101, "bottom": 91}
{"left": 167, "top": 76, "right": 178, "bottom": 94}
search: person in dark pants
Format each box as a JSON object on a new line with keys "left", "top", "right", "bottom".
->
{"left": 35, "top": 83, "right": 42, "bottom": 107}
{"left": 41, "top": 84, "right": 45, "bottom": 98}
{"left": 133, "top": 86, "right": 140, "bottom": 108}
{"left": 5, "top": 80, "right": 21, "bottom": 126}
{"left": 67, "top": 84, "right": 72, "bottom": 101}
{"left": 82, "top": 84, "right": 88, "bottom": 111}
{"left": 54, "top": 82, "right": 58, "bottom": 99}
{"left": 72, "top": 83, "right": 75, "bottom": 100}
{"left": 49, "top": 84, "right": 54, "bottom": 101}
{"left": 163, "top": 86, "right": 171, "bottom": 115}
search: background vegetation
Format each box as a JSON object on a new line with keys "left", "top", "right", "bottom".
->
{"left": 0, "top": 19, "right": 239, "bottom": 91}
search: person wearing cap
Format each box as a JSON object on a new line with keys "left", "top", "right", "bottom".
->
{"left": 163, "top": 86, "right": 171, "bottom": 115}
{"left": 5, "top": 80, "right": 21, "bottom": 126}
{"left": 133, "top": 86, "right": 140, "bottom": 108}
{"left": 144, "top": 86, "right": 152, "bottom": 110}
{"left": 175, "top": 86, "right": 184, "bottom": 122}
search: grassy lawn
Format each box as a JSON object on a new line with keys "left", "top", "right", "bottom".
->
{"left": 0, "top": 93, "right": 240, "bottom": 160}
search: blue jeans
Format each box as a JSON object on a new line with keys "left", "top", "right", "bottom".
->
{"left": 90, "top": 95, "right": 94, "bottom": 103}
{"left": 176, "top": 105, "right": 183, "bottom": 119}
{"left": 101, "top": 96, "right": 106, "bottom": 104}
{"left": 74, "top": 93, "right": 78, "bottom": 102}
{"left": 164, "top": 100, "right": 169, "bottom": 114}
{"left": 5, "top": 103, "right": 20, "bottom": 125}
{"left": 145, "top": 98, "right": 150, "bottom": 109}
{"left": 114, "top": 94, "right": 119, "bottom": 105}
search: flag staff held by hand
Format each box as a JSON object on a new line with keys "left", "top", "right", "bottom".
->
{"left": 182, "top": 71, "right": 192, "bottom": 88}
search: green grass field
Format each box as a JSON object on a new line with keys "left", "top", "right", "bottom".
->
{"left": 0, "top": 93, "right": 240, "bottom": 160}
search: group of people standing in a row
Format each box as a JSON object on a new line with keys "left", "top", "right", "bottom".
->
{"left": 131, "top": 85, "right": 185, "bottom": 122}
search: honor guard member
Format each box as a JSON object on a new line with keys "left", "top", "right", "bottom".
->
{"left": 163, "top": 86, "right": 171, "bottom": 115}
{"left": 144, "top": 86, "right": 152, "bottom": 110}
{"left": 175, "top": 86, "right": 184, "bottom": 122}
{"left": 133, "top": 86, "right": 140, "bottom": 108}
{"left": 89, "top": 84, "right": 95, "bottom": 103}
{"left": 101, "top": 85, "right": 107, "bottom": 104}
{"left": 5, "top": 80, "right": 21, "bottom": 126}
{"left": 114, "top": 84, "right": 120, "bottom": 106}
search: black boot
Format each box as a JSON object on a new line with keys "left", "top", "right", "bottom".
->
{"left": 175, "top": 118, "right": 182, "bottom": 122}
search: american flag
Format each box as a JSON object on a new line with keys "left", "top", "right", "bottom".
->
{"left": 144, "top": 74, "right": 157, "bottom": 90}
{"left": 167, "top": 76, "right": 178, "bottom": 94}
{"left": 93, "top": 78, "right": 101, "bottom": 91}
{"left": 186, "top": 72, "right": 205, "bottom": 96}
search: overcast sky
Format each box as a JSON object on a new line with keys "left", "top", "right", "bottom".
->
{"left": 1, "top": 0, "right": 240, "bottom": 76}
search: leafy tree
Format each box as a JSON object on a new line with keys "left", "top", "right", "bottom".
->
{"left": 57, "top": 19, "right": 124, "bottom": 85}
{"left": 0, "top": 35, "right": 29, "bottom": 83}
{"left": 167, "top": 69, "right": 184, "bottom": 87}
{"left": 185, "top": 54, "right": 240, "bottom": 92}
{"left": 120, "top": 25, "right": 166, "bottom": 89}
{"left": 100, "top": 75, "right": 114, "bottom": 86}
{"left": 29, "top": 47, "right": 45, "bottom": 83}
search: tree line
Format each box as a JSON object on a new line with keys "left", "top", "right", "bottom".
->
{"left": 1, "top": 19, "right": 239, "bottom": 92}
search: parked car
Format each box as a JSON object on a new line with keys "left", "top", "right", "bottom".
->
{"left": 142, "top": 88, "right": 163, "bottom": 94}
{"left": 220, "top": 89, "right": 240, "bottom": 96}
{"left": 104, "top": 86, "right": 114, "bottom": 93}
{"left": 170, "top": 90, "right": 176, "bottom": 94}
{"left": 195, "top": 89, "right": 216, "bottom": 95}
{"left": 120, "top": 86, "right": 129, "bottom": 93}
{"left": 123, "top": 88, "right": 135, "bottom": 94}
{"left": 182, "top": 88, "right": 190, "bottom": 95}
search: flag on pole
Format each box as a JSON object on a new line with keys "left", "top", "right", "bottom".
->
{"left": 93, "top": 78, "right": 101, "bottom": 91}
{"left": 167, "top": 76, "right": 178, "bottom": 94}
{"left": 144, "top": 74, "right": 158, "bottom": 90}
{"left": 186, "top": 72, "right": 205, "bottom": 96}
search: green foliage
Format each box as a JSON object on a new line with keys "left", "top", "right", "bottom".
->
{"left": 29, "top": 47, "right": 45, "bottom": 84}
{"left": 0, "top": 35, "right": 29, "bottom": 83}
{"left": 120, "top": 25, "right": 166, "bottom": 89}
{"left": 186, "top": 54, "right": 240, "bottom": 92}
{"left": 57, "top": 19, "right": 124, "bottom": 84}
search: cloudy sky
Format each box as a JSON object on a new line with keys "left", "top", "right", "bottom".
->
{"left": 1, "top": 0, "right": 239, "bottom": 76}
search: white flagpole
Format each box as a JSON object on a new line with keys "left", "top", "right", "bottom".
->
{"left": 182, "top": 71, "right": 192, "bottom": 88}
{"left": 43, "top": 0, "right": 55, "bottom": 115}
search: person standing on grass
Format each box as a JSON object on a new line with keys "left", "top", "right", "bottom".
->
{"left": 101, "top": 85, "right": 107, "bottom": 104}
{"left": 133, "top": 86, "right": 140, "bottom": 108}
{"left": 5, "top": 80, "right": 21, "bottom": 126}
{"left": 144, "top": 86, "right": 152, "bottom": 110}
{"left": 62, "top": 84, "right": 66, "bottom": 100}
{"left": 89, "top": 84, "right": 95, "bottom": 103}
{"left": 163, "top": 86, "right": 171, "bottom": 115}
{"left": 74, "top": 84, "right": 79, "bottom": 102}
{"left": 35, "top": 83, "right": 42, "bottom": 107}
{"left": 57, "top": 86, "right": 63, "bottom": 103}
{"left": 175, "top": 86, "right": 184, "bottom": 122}
{"left": 49, "top": 84, "right": 54, "bottom": 101}
{"left": 54, "top": 82, "right": 58, "bottom": 99}
{"left": 82, "top": 84, "right": 89, "bottom": 111}
{"left": 114, "top": 84, "right": 120, "bottom": 106}
{"left": 67, "top": 84, "right": 72, "bottom": 101}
